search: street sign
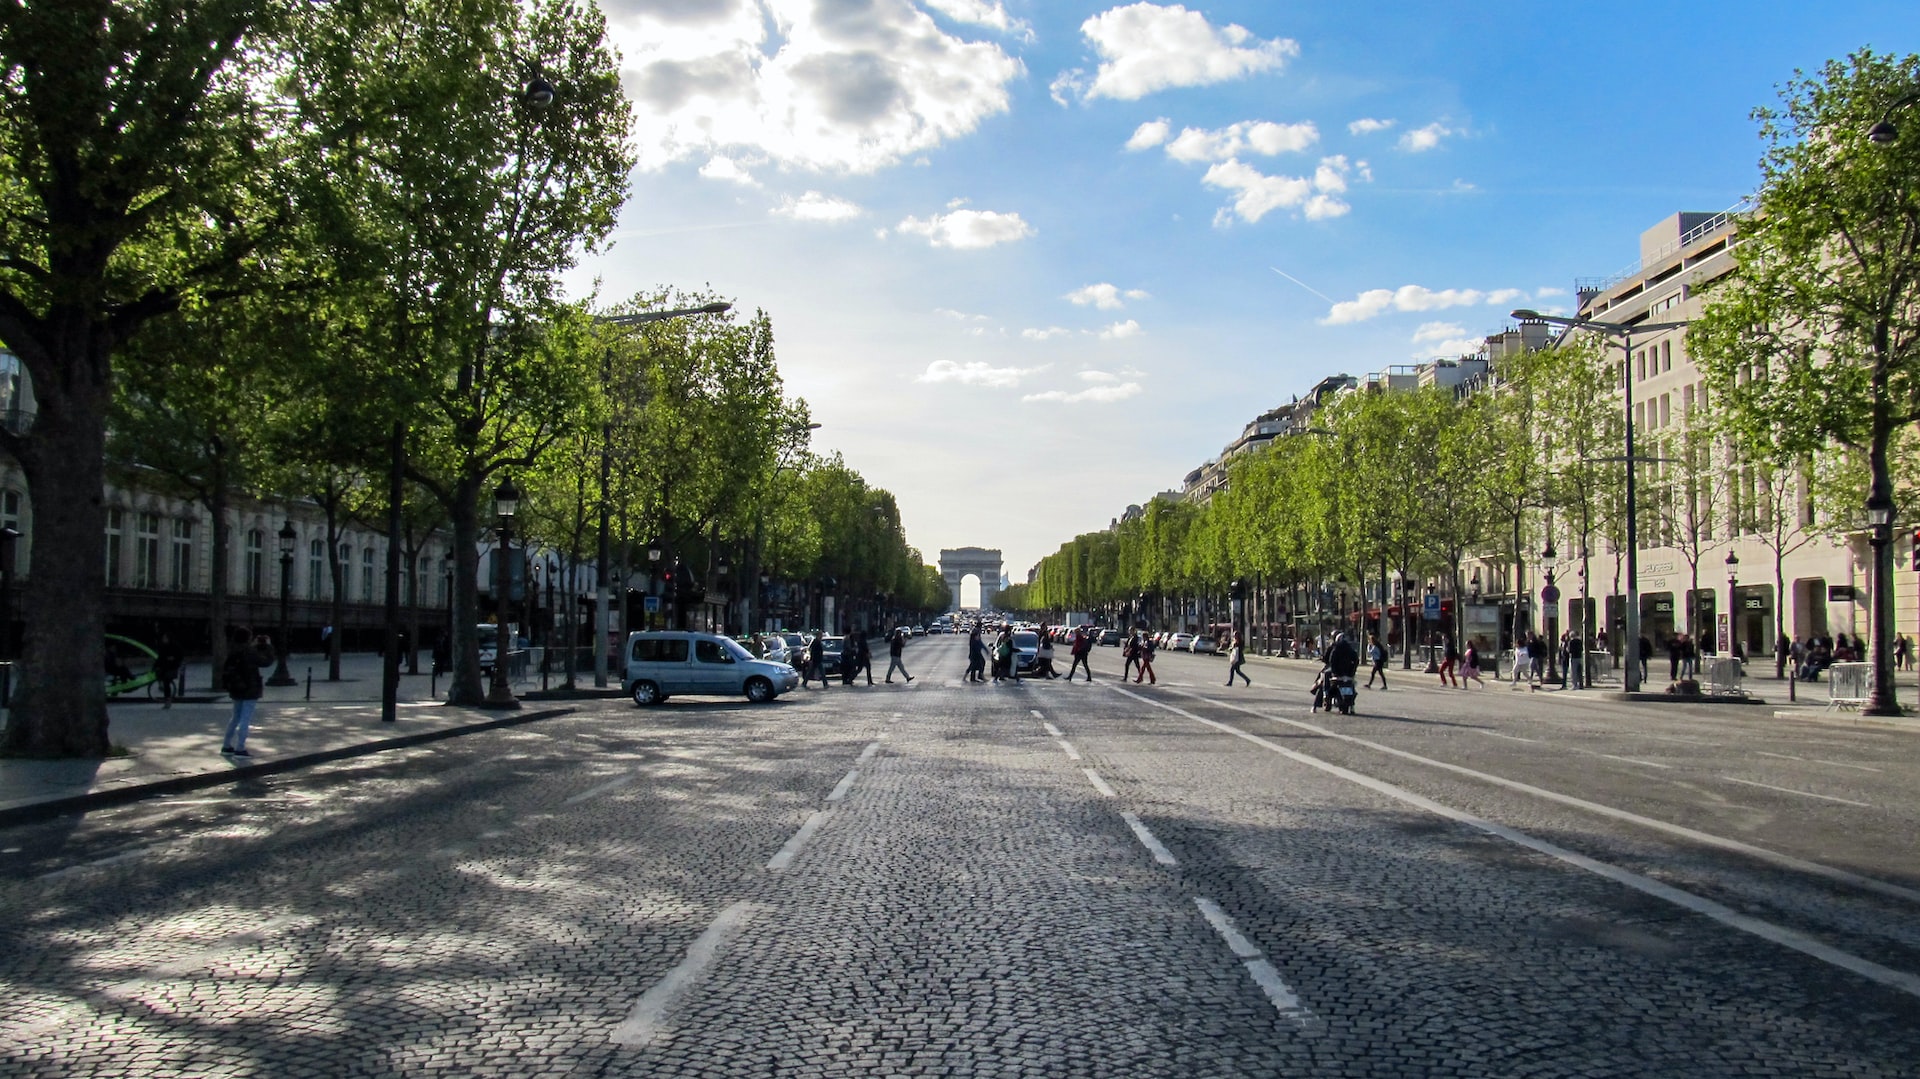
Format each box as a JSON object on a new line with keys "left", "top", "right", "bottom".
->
{"left": 1540, "top": 583, "right": 1561, "bottom": 604}
{"left": 643, "top": 595, "right": 661, "bottom": 613}
{"left": 1422, "top": 593, "right": 1442, "bottom": 621}
{"left": 1828, "top": 584, "right": 1857, "bottom": 602}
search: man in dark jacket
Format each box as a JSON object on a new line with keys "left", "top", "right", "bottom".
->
{"left": 885, "top": 629, "right": 914, "bottom": 683}
{"left": 220, "top": 626, "right": 273, "bottom": 757}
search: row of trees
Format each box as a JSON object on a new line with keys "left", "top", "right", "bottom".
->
{"left": 0, "top": 1, "right": 939, "bottom": 757}
{"left": 1012, "top": 52, "right": 1920, "bottom": 692}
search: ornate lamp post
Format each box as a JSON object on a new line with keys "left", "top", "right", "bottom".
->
{"left": 1726, "top": 549, "right": 1741, "bottom": 658}
{"left": 1541, "top": 541, "right": 1561, "bottom": 683}
{"left": 268, "top": 522, "right": 298, "bottom": 686}
{"left": 484, "top": 476, "right": 521, "bottom": 709}
{"left": 1865, "top": 494, "right": 1899, "bottom": 715}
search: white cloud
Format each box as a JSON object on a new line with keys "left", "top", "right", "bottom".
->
{"left": 612, "top": 0, "right": 1023, "bottom": 174}
{"left": 1165, "top": 120, "right": 1317, "bottom": 162}
{"left": 1412, "top": 321, "right": 1467, "bottom": 343}
{"left": 922, "top": 0, "right": 1031, "bottom": 39}
{"left": 1125, "top": 118, "right": 1172, "bottom": 151}
{"left": 896, "top": 207, "right": 1034, "bottom": 248}
{"left": 1536, "top": 286, "right": 1569, "bottom": 297}
{"left": 1412, "top": 335, "right": 1481, "bottom": 360}
{"left": 1348, "top": 117, "right": 1395, "bottom": 135}
{"left": 773, "top": 190, "right": 863, "bottom": 222}
{"left": 1079, "top": 370, "right": 1120, "bottom": 382}
{"left": 917, "top": 359, "right": 1044, "bottom": 387}
{"left": 1321, "top": 284, "right": 1536, "bottom": 325}
{"left": 1056, "top": 3, "right": 1298, "bottom": 103}
{"left": 1098, "top": 319, "right": 1143, "bottom": 339}
{"left": 1203, "top": 154, "right": 1356, "bottom": 224}
{"left": 935, "top": 307, "right": 991, "bottom": 321}
{"left": 698, "top": 155, "right": 759, "bottom": 185}
{"left": 1399, "top": 122, "right": 1456, "bottom": 152}
{"left": 1023, "top": 381, "right": 1145, "bottom": 404}
{"left": 1022, "top": 326, "right": 1072, "bottom": 340}
{"left": 1066, "top": 283, "right": 1150, "bottom": 310}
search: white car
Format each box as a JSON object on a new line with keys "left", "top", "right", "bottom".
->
{"left": 1189, "top": 635, "right": 1218, "bottom": 655}
{"left": 1167, "top": 632, "right": 1195, "bottom": 651}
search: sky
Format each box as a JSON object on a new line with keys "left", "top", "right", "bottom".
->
{"left": 566, "top": 0, "right": 1920, "bottom": 581}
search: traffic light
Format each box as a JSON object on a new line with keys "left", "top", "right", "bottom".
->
{"left": 1912, "top": 527, "right": 1920, "bottom": 571}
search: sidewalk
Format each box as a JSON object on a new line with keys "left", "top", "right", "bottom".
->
{"left": 0, "top": 652, "right": 596, "bottom": 827}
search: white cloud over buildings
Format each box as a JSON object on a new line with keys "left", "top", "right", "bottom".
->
{"left": 1052, "top": 3, "right": 1296, "bottom": 104}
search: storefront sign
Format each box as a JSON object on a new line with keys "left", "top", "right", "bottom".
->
{"left": 1829, "top": 584, "right": 1857, "bottom": 602}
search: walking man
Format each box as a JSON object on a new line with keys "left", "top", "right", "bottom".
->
{"left": 884, "top": 628, "right": 915, "bottom": 683}
{"left": 1438, "top": 635, "right": 1459, "bottom": 687}
{"left": 220, "top": 626, "right": 273, "bottom": 757}
{"left": 1064, "top": 627, "right": 1094, "bottom": 681}
{"left": 804, "top": 635, "right": 827, "bottom": 688}
{"left": 1225, "top": 631, "right": 1251, "bottom": 686}
{"left": 1122, "top": 632, "right": 1140, "bottom": 682}
{"left": 965, "top": 626, "right": 987, "bottom": 682}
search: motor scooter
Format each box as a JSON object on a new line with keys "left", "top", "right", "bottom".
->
{"left": 1312, "top": 668, "right": 1358, "bottom": 714}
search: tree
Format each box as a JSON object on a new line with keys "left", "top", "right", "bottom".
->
{"left": 1691, "top": 49, "right": 1920, "bottom": 711}
{"left": 0, "top": 1, "right": 304, "bottom": 756}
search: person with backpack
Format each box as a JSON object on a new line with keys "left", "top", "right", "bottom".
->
{"left": 1064, "top": 627, "right": 1094, "bottom": 681}
{"left": 1134, "top": 632, "right": 1158, "bottom": 685}
{"left": 1225, "top": 631, "right": 1251, "bottom": 686}
{"left": 1364, "top": 632, "right": 1388, "bottom": 690}
{"left": 220, "top": 626, "right": 274, "bottom": 757}
{"left": 1122, "top": 632, "right": 1140, "bottom": 681}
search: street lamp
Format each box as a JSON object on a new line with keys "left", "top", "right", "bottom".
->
{"left": 268, "top": 522, "right": 298, "bottom": 686}
{"left": 1726, "top": 549, "right": 1741, "bottom": 657}
{"left": 1423, "top": 582, "right": 1440, "bottom": 673}
{"left": 1513, "top": 309, "right": 1688, "bottom": 692}
{"left": 646, "top": 542, "right": 662, "bottom": 630}
{"left": 1865, "top": 493, "right": 1899, "bottom": 715}
{"left": 1866, "top": 88, "right": 1920, "bottom": 144}
{"left": 1541, "top": 540, "right": 1561, "bottom": 683}
{"left": 484, "top": 476, "right": 521, "bottom": 709}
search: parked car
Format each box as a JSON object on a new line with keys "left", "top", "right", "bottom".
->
{"left": 625, "top": 631, "right": 801, "bottom": 705}
{"left": 1167, "top": 632, "right": 1195, "bottom": 651}
{"left": 760, "top": 633, "right": 806, "bottom": 668}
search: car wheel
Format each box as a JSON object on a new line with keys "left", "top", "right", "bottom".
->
{"left": 745, "top": 676, "right": 776, "bottom": 703}
{"left": 632, "top": 680, "right": 662, "bottom": 706}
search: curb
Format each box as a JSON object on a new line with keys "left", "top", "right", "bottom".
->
{"left": 0, "top": 706, "right": 577, "bottom": 830}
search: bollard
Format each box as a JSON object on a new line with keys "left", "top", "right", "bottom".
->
{"left": 305, "top": 667, "right": 312, "bottom": 700}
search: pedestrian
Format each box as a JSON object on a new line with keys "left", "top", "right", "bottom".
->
{"left": 804, "top": 635, "right": 826, "bottom": 688}
{"left": 1037, "top": 629, "right": 1058, "bottom": 678}
{"left": 966, "top": 626, "right": 987, "bottom": 682}
{"left": 1364, "top": 632, "right": 1387, "bottom": 690}
{"left": 1637, "top": 633, "right": 1653, "bottom": 685}
{"left": 1226, "top": 631, "right": 1251, "bottom": 686}
{"left": 154, "top": 633, "right": 183, "bottom": 710}
{"left": 1667, "top": 634, "right": 1682, "bottom": 682}
{"left": 1064, "top": 627, "right": 1094, "bottom": 681}
{"left": 1122, "top": 632, "right": 1140, "bottom": 681}
{"left": 1135, "top": 632, "right": 1157, "bottom": 684}
{"left": 1461, "top": 640, "right": 1486, "bottom": 688}
{"left": 220, "top": 626, "right": 273, "bottom": 757}
{"left": 1680, "top": 633, "right": 1698, "bottom": 680}
{"left": 1565, "top": 632, "right": 1585, "bottom": 689}
{"left": 993, "top": 628, "right": 1014, "bottom": 684}
{"left": 856, "top": 634, "right": 874, "bottom": 685}
{"left": 885, "top": 628, "right": 915, "bottom": 683}
{"left": 1775, "top": 632, "right": 1792, "bottom": 680}
{"left": 1438, "top": 635, "right": 1459, "bottom": 687}
{"left": 1528, "top": 633, "right": 1548, "bottom": 686}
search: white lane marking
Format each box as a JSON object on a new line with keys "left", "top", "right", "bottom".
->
{"left": 1756, "top": 750, "right": 1883, "bottom": 773}
{"left": 1056, "top": 739, "right": 1083, "bottom": 761}
{"left": 1120, "top": 812, "right": 1177, "bottom": 866}
{"left": 1083, "top": 769, "right": 1117, "bottom": 797}
{"left": 1157, "top": 688, "right": 1920, "bottom": 907}
{"left": 610, "top": 901, "right": 759, "bottom": 1046}
{"left": 857, "top": 741, "right": 883, "bottom": 763}
{"left": 1042, "top": 721, "right": 1065, "bottom": 738}
{"left": 1719, "top": 776, "right": 1873, "bottom": 808}
{"left": 1118, "top": 687, "right": 1920, "bottom": 1001}
{"left": 766, "top": 810, "right": 832, "bottom": 872}
{"left": 827, "top": 769, "right": 859, "bottom": 802}
{"left": 1031, "top": 710, "right": 1046, "bottom": 720}
{"left": 1193, "top": 897, "right": 1260, "bottom": 957}
{"left": 565, "top": 773, "right": 637, "bottom": 805}
{"left": 1477, "top": 731, "right": 1541, "bottom": 743}
{"left": 1194, "top": 898, "right": 1316, "bottom": 1024}
{"left": 1598, "top": 753, "right": 1672, "bottom": 770}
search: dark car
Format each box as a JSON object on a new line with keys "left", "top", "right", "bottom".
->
{"left": 1098, "top": 629, "right": 1122, "bottom": 646}
{"left": 817, "top": 635, "right": 847, "bottom": 676}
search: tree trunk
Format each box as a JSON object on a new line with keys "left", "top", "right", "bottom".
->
{"left": 325, "top": 504, "right": 344, "bottom": 680}
{"left": 206, "top": 447, "right": 231, "bottom": 691}
{"left": 445, "top": 475, "right": 487, "bottom": 705}
{"left": 4, "top": 328, "right": 111, "bottom": 758}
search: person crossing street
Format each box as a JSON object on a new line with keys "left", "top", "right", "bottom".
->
{"left": 885, "top": 628, "right": 915, "bottom": 683}
{"left": 1064, "top": 627, "right": 1095, "bottom": 681}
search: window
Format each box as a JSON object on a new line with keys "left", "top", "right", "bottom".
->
{"left": 105, "top": 508, "right": 124, "bottom": 586}
{"left": 169, "top": 518, "right": 193, "bottom": 591}
{"left": 309, "top": 539, "right": 324, "bottom": 600}
{"left": 1637, "top": 349, "right": 1646, "bottom": 381}
{"left": 362, "top": 547, "right": 375, "bottom": 602}
{"left": 695, "top": 639, "right": 733, "bottom": 664}
{"left": 1682, "top": 385, "right": 1694, "bottom": 416}
{"left": 337, "top": 543, "right": 351, "bottom": 599}
{"left": 1659, "top": 394, "right": 1670, "bottom": 428}
{"left": 631, "top": 637, "right": 689, "bottom": 663}
{"left": 135, "top": 513, "right": 161, "bottom": 589}
{"left": 245, "top": 529, "right": 265, "bottom": 596}
{"left": 1661, "top": 340, "right": 1672, "bottom": 372}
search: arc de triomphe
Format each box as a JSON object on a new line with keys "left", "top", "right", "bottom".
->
{"left": 939, "top": 547, "right": 1003, "bottom": 611}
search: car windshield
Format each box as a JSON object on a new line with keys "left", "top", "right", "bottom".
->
{"left": 724, "top": 638, "right": 754, "bottom": 662}
{"left": 822, "top": 638, "right": 845, "bottom": 653}
{"left": 1014, "top": 632, "right": 1038, "bottom": 648}
{"left": 781, "top": 634, "right": 805, "bottom": 647}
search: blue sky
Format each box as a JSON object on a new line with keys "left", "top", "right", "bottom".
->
{"left": 568, "top": 0, "right": 1920, "bottom": 580}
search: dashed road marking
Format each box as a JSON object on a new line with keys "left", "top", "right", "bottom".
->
{"left": 1598, "top": 753, "right": 1671, "bottom": 770}
{"left": 565, "top": 773, "right": 637, "bottom": 805}
{"left": 1030, "top": 710, "right": 1046, "bottom": 720}
{"left": 1194, "top": 898, "right": 1318, "bottom": 1026}
{"left": 610, "top": 900, "right": 760, "bottom": 1046}
{"left": 1476, "top": 730, "right": 1541, "bottom": 743}
{"left": 1121, "top": 812, "right": 1177, "bottom": 866}
{"left": 857, "top": 741, "right": 883, "bottom": 763}
{"left": 1756, "top": 750, "right": 1882, "bottom": 773}
{"left": 827, "top": 768, "right": 859, "bottom": 802}
{"left": 1042, "top": 721, "right": 1064, "bottom": 738}
{"left": 1123, "top": 686, "right": 1920, "bottom": 1001}
{"left": 1719, "top": 776, "right": 1873, "bottom": 808}
{"left": 766, "top": 810, "right": 832, "bottom": 872}
{"left": 1083, "top": 768, "right": 1116, "bottom": 797}
{"left": 1056, "top": 739, "right": 1082, "bottom": 761}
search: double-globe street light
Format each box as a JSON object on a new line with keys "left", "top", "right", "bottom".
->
{"left": 268, "top": 522, "right": 298, "bottom": 686}
{"left": 483, "top": 476, "right": 521, "bottom": 709}
{"left": 1512, "top": 309, "right": 1689, "bottom": 693}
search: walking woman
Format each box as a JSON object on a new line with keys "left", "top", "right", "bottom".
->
{"left": 1438, "top": 635, "right": 1459, "bottom": 687}
{"left": 1225, "top": 631, "right": 1251, "bottom": 686}
{"left": 1134, "top": 632, "right": 1158, "bottom": 685}
{"left": 1122, "top": 632, "right": 1140, "bottom": 681}
{"left": 1365, "top": 632, "right": 1388, "bottom": 690}
{"left": 993, "top": 628, "right": 1014, "bottom": 684}
{"left": 966, "top": 626, "right": 987, "bottom": 683}
{"left": 1461, "top": 640, "right": 1486, "bottom": 688}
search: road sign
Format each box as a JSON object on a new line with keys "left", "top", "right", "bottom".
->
{"left": 1541, "top": 583, "right": 1561, "bottom": 605}
{"left": 643, "top": 595, "right": 661, "bottom": 613}
{"left": 1422, "top": 593, "right": 1442, "bottom": 621}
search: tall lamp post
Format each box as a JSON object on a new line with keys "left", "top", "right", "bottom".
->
{"left": 268, "top": 522, "right": 298, "bottom": 686}
{"left": 1513, "top": 309, "right": 1687, "bottom": 693}
{"left": 484, "top": 476, "right": 521, "bottom": 709}
{"left": 1726, "top": 549, "right": 1741, "bottom": 658}
{"left": 646, "top": 542, "right": 662, "bottom": 629}
{"left": 1541, "top": 541, "right": 1561, "bottom": 683}
{"left": 1866, "top": 494, "right": 1899, "bottom": 714}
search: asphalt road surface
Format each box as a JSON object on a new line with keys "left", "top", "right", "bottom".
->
{"left": 3, "top": 636, "right": 1917, "bottom": 1077}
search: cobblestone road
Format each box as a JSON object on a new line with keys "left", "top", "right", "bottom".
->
{"left": 2, "top": 637, "right": 1916, "bottom": 1076}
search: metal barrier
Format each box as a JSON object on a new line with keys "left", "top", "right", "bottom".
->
{"left": 1826, "top": 662, "right": 1871, "bottom": 710}
{"left": 1700, "top": 655, "right": 1745, "bottom": 697}
{"left": 506, "top": 648, "right": 530, "bottom": 684}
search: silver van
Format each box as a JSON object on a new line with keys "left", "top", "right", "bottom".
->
{"left": 625, "top": 631, "right": 802, "bottom": 706}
